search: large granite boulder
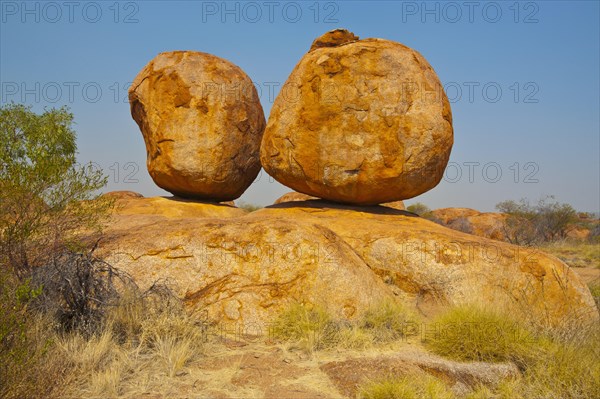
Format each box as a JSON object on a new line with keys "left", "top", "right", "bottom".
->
{"left": 129, "top": 51, "right": 265, "bottom": 201}
{"left": 260, "top": 29, "right": 453, "bottom": 205}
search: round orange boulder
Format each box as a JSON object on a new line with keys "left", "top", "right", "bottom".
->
{"left": 260, "top": 29, "right": 453, "bottom": 205}
{"left": 129, "top": 51, "right": 265, "bottom": 201}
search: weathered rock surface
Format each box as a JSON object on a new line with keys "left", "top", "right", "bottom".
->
{"left": 111, "top": 196, "right": 245, "bottom": 220}
{"left": 98, "top": 197, "right": 598, "bottom": 329}
{"left": 430, "top": 207, "right": 507, "bottom": 241}
{"left": 260, "top": 29, "right": 453, "bottom": 205}
{"left": 321, "top": 348, "right": 520, "bottom": 397}
{"left": 100, "top": 198, "right": 598, "bottom": 332}
{"left": 273, "top": 191, "right": 318, "bottom": 204}
{"left": 129, "top": 51, "right": 265, "bottom": 201}
{"left": 309, "top": 28, "right": 359, "bottom": 51}
{"left": 265, "top": 201, "right": 597, "bottom": 327}
{"left": 100, "top": 198, "right": 396, "bottom": 325}
{"left": 383, "top": 200, "right": 406, "bottom": 211}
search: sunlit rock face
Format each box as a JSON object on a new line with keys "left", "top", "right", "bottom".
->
{"left": 99, "top": 196, "right": 599, "bottom": 329}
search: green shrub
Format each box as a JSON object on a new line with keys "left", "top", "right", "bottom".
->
{"left": 0, "top": 103, "right": 111, "bottom": 277}
{"left": 0, "top": 104, "right": 116, "bottom": 396}
{"left": 0, "top": 269, "right": 66, "bottom": 399}
{"left": 1, "top": 273, "right": 42, "bottom": 369}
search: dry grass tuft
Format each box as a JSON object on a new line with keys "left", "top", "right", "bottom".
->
{"left": 359, "top": 300, "right": 418, "bottom": 343}
{"left": 270, "top": 300, "right": 418, "bottom": 352}
{"left": 269, "top": 302, "right": 338, "bottom": 352}
{"left": 423, "top": 304, "right": 543, "bottom": 365}
{"left": 359, "top": 374, "right": 455, "bottom": 399}
{"left": 423, "top": 304, "right": 600, "bottom": 399}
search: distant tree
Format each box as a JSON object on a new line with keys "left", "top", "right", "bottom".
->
{"left": 496, "top": 196, "right": 577, "bottom": 244}
{"left": 496, "top": 199, "right": 529, "bottom": 216}
{"left": 534, "top": 197, "right": 577, "bottom": 241}
{"left": 496, "top": 198, "right": 538, "bottom": 245}
{"left": 0, "top": 104, "right": 111, "bottom": 277}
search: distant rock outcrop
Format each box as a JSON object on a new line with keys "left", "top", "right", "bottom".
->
{"left": 430, "top": 208, "right": 507, "bottom": 241}
{"left": 101, "top": 190, "right": 144, "bottom": 199}
{"left": 260, "top": 29, "right": 453, "bottom": 205}
{"left": 383, "top": 200, "right": 406, "bottom": 211}
{"left": 129, "top": 51, "right": 265, "bottom": 201}
{"left": 273, "top": 191, "right": 318, "bottom": 204}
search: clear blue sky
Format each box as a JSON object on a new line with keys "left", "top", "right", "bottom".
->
{"left": 1, "top": 1, "right": 599, "bottom": 212}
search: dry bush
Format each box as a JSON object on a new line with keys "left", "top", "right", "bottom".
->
{"left": 448, "top": 217, "right": 474, "bottom": 234}
{"left": 2, "top": 245, "right": 207, "bottom": 399}
{"left": 29, "top": 247, "right": 134, "bottom": 336}
{"left": 589, "top": 224, "right": 600, "bottom": 243}
{"left": 501, "top": 214, "right": 538, "bottom": 246}
{"left": 588, "top": 282, "right": 600, "bottom": 310}
{"left": 55, "top": 281, "right": 206, "bottom": 398}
